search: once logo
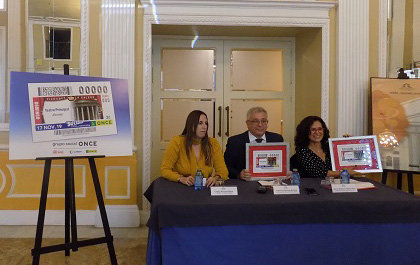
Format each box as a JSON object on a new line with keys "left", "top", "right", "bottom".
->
{"left": 78, "top": 141, "right": 97, "bottom": 147}
{"left": 96, "top": 120, "right": 113, "bottom": 126}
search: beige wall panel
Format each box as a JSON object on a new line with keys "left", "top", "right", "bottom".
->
{"left": 369, "top": 0, "right": 379, "bottom": 78}
{"left": 231, "top": 50, "right": 283, "bottom": 91}
{"left": 161, "top": 99, "right": 214, "bottom": 141}
{"left": 295, "top": 28, "right": 322, "bottom": 139}
{"left": 162, "top": 49, "right": 214, "bottom": 91}
{"left": 369, "top": 0, "right": 380, "bottom": 134}
{"left": 28, "top": 0, "right": 80, "bottom": 19}
{"left": 389, "top": 0, "right": 406, "bottom": 76}
{"left": 7, "top": 164, "right": 84, "bottom": 196}
{"left": 0, "top": 11, "right": 7, "bottom": 25}
{"left": 0, "top": 151, "right": 137, "bottom": 210}
{"left": 328, "top": 6, "right": 337, "bottom": 138}
{"left": 135, "top": 5, "right": 144, "bottom": 206}
{"left": 413, "top": 0, "right": 420, "bottom": 62}
{"left": 0, "top": 131, "right": 8, "bottom": 144}
{"left": 403, "top": 0, "right": 413, "bottom": 69}
{"left": 106, "top": 168, "right": 129, "bottom": 197}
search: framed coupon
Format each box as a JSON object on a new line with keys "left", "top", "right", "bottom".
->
{"left": 328, "top": 136, "right": 382, "bottom": 173}
{"left": 246, "top": 142, "right": 289, "bottom": 180}
{"left": 28, "top": 81, "right": 117, "bottom": 142}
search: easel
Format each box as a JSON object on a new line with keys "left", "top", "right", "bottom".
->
{"left": 31, "top": 64, "right": 118, "bottom": 264}
{"left": 31, "top": 156, "right": 118, "bottom": 265}
{"left": 382, "top": 169, "right": 418, "bottom": 195}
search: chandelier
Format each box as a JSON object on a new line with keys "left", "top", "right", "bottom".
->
{"left": 379, "top": 129, "right": 399, "bottom": 148}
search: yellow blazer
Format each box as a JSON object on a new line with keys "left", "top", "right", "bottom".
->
{"left": 160, "top": 135, "right": 229, "bottom": 182}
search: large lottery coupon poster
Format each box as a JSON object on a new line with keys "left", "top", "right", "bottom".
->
{"left": 371, "top": 78, "right": 420, "bottom": 171}
{"left": 9, "top": 72, "right": 132, "bottom": 159}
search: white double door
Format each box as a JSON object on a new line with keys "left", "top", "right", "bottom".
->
{"left": 151, "top": 37, "right": 295, "bottom": 179}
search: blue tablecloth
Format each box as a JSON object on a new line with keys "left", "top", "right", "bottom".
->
{"left": 147, "top": 223, "right": 420, "bottom": 265}
{"left": 145, "top": 178, "right": 420, "bottom": 265}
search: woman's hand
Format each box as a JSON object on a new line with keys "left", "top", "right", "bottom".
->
{"left": 206, "top": 175, "right": 220, "bottom": 187}
{"left": 179, "top": 175, "right": 194, "bottom": 186}
{"left": 348, "top": 170, "right": 364, "bottom": 176}
{"left": 285, "top": 171, "right": 292, "bottom": 180}
{"left": 347, "top": 166, "right": 364, "bottom": 176}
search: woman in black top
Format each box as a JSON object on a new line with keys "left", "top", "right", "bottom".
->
{"left": 293, "top": 116, "right": 361, "bottom": 178}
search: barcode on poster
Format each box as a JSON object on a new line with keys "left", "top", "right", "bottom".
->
{"left": 54, "top": 127, "right": 96, "bottom": 135}
{"left": 38, "top": 86, "right": 72, "bottom": 96}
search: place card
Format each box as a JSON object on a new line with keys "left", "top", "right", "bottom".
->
{"left": 331, "top": 184, "right": 358, "bottom": 193}
{"left": 210, "top": 186, "right": 238, "bottom": 196}
{"left": 273, "top": 185, "right": 300, "bottom": 195}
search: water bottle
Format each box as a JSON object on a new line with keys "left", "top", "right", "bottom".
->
{"left": 340, "top": 169, "right": 350, "bottom": 184}
{"left": 291, "top": 169, "right": 300, "bottom": 186}
{"left": 194, "top": 168, "right": 204, "bottom": 190}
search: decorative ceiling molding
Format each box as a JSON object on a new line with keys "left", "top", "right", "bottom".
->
{"left": 28, "top": 16, "right": 81, "bottom": 24}
{"left": 140, "top": 0, "right": 335, "bottom": 10}
{"left": 140, "top": 0, "right": 335, "bottom": 19}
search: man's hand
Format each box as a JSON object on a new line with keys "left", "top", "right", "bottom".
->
{"left": 239, "top": 169, "right": 251, "bottom": 181}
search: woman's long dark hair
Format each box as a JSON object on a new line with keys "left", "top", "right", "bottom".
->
{"left": 294, "top": 116, "right": 330, "bottom": 152}
{"left": 182, "top": 110, "right": 212, "bottom": 166}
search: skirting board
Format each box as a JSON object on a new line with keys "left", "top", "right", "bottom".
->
{"left": 0, "top": 205, "right": 140, "bottom": 227}
{"left": 139, "top": 210, "right": 150, "bottom": 226}
{"left": 94, "top": 205, "right": 140, "bottom": 227}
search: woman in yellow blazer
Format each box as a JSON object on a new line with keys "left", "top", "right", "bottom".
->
{"left": 160, "top": 110, "right": 229, "bottom": 186}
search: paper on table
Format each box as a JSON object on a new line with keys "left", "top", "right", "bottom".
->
{"left": 258, "top": 180, "right": 288, "bottom": 186}
{"left": 258, "top": 180, "right": 276, "bottom": 186}
{"left": 351, "top": 179, "right": 376, "bottom": 190}
{"left": 331, "top": 179, "right": 376, "bottom": 190}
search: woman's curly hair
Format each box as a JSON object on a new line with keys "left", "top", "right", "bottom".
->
{"left": 294, "top": 116, "right": 330, "bottom": 152}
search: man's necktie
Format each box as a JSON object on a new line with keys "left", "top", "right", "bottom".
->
{"left": 255, "top": 138, "right": 263, "bottom": 143}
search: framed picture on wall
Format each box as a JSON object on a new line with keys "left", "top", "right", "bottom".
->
{"left": 246, "top": 142, "right": 289, "bottom": 180}
{"left": 328, "top": 136, "right": 382, "bottom": 173}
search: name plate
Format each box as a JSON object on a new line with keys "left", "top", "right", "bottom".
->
{"left": 273, "top": 185, "right": 300, "bottom": 195}
{"left": 331, "top": 184, "right": 358, "bottom": 193}
{"left": 210, "top": 186, "right": 238, "bottom": 196}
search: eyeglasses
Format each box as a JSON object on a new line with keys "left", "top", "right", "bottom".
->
{"left": 310, "top": 127, "right": 324, "bottom": 133}
{"left": 247, "top": 119, "right": 268, "bottom": 125}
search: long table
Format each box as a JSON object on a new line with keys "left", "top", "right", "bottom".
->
{"left": 144, "top": 178, "right": 420, "bottom": 265}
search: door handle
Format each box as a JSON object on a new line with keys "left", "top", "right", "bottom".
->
{"left": 218, "top": 106, "right": 222, "bottom": 137}
{"left": 225, "top": 106, "right": 230, "bottom": 137}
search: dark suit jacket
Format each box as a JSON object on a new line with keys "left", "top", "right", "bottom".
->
{"left": 224, "top": 131, "right": 284, "bottom": 179}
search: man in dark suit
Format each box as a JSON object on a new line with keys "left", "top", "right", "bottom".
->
{"left": 224, "top": 107, "right": 283, "bottom": 180}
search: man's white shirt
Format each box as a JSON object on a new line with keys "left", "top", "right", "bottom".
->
{"left": 248, "top": 131, "right": 266, "bottom": 143}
